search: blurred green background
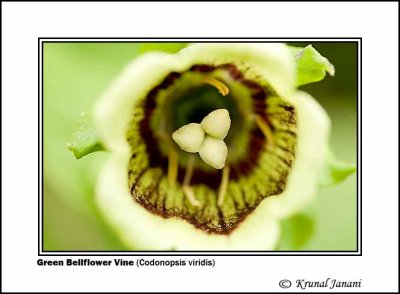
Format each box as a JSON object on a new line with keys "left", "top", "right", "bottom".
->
{"left": 43, "top": 42, "right": 357, "bottom": 251}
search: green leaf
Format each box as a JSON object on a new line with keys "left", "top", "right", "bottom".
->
{"left": 290, "top": 45, "right": 335, "bottom": 86}
{"left": 319, "top": 150, "right": 357, "bottom": 186}
{"left": 67, "top": 112, "right": 105, "bottom": 159}
{"left": 139, "top": 43, "right": 187, "bottom": 54}
{"left": 277, "top": 213, "right": 315, "bottom": 250}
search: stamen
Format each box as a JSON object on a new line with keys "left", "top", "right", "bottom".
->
{"left": 168, "top": 147, "right": 178, "bottom": 186}
{"left": 217, "top": 166, "right": 230, "bottom": 206}
{"left": 254, "top": 114, "right": 275, "bottom": 149}
{"left": 183, "top": 155, "right": 195, "bottom": 186}
{"left": 203, "top": 77, "right": 229, "bottom": 96}
{"left": 182, "top": 155, "right": 201, "bottom": 207}
{"left": 182, "top": 186, "right": 201, "bottom": 207}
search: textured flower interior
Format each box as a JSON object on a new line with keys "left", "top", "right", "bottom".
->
{"left": 126, "top": 63, "right": 297, "bottom": 233}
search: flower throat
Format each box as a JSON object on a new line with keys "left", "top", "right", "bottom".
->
{"left": 126, "top": 63, "right": 297, "bottom": 233}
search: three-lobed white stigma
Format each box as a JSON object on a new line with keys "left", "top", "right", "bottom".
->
{"left": 172, "top": 109, "right": 231, "bottom": 169}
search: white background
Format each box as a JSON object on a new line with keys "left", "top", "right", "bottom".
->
{"left": 2, "top": 2, "right": 399, "bottom": 292}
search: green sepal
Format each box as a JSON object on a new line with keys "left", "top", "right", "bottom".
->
{"left": 67, "top": 112, "right": 105, "bottom": 159}
{"left": 290, "top": 45, "right": 335, "bottom": 86}
{"left": 139, "top": 43, "right": 187, "bottom": 54}
{"left": 319, "top": 149, "right": 357, "bottom": 186}
{"left": 277, "top": 213, "right": 315, "bottom": 250}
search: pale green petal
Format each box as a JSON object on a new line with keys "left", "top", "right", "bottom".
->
{"left": 94, "top": 44, "right": 321, "bottom": 250}
{"left": 263, "top": 91, "right": 331, "bottom": 218}
{"left": 290, "top": 45, "right": 335, "bottom": 86}
{"left": 96, "top": 151, "right": 280, "bottom": 250}
{"left": 180, "top": 43, "right": 296, "bottom": 98}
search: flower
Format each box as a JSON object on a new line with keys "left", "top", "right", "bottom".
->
{"left": 93, "top": 43, "right": 330, "bottom": 250}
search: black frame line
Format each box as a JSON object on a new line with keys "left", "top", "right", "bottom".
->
{"left": 40, "top": 37, "right": 361, "bottom": 39}
{"left": 3, "top": 0, "right": 400, "bottom": 3}
{"left": 4, "top": 0, "right": 399, "bottom": 3}
{"left": 38, "top": 37, "right": 361, "bottom": 256}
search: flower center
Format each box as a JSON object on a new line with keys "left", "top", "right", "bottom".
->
{"left": 126, "top": 63, "right": 297, "bottom": 234}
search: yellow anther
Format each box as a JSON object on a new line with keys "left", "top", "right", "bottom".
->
{"left": 203, "top": 77, "right": 229, "bottom": 96}
{"left": 254, "top": 114, "right": 275, "bottom": 149}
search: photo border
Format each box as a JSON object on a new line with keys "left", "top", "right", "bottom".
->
{"left": 38, "top": 37, "right": 361, "bottom": 256}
